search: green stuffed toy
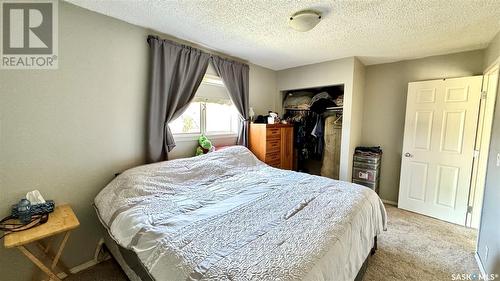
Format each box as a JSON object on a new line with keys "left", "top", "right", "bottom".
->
{"left": 195, "top": 135, "right": 214, "bottom": 156}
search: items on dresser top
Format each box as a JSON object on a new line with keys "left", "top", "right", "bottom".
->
{"left": 248, "top": 123, "right": 294, "bottom": 170}
{"left": 267, "top": 112, "right": 279, "bottom": 124}
{"left": 253, "top": 111, "right": 281, "bottom": 124}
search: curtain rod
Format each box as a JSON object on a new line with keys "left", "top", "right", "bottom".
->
{"left": 147, "top": 34, "right": 249, "bottom": 66}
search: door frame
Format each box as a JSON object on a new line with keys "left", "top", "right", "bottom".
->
{"left": 468, "top": 59, "right": 500, "bottom": 228}
{"left": 473, "top": 57, "right": 500, "bottom": 275}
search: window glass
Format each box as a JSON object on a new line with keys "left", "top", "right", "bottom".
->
{"left": 206, "top": 102, "right": 239, "bottom": 134}
{"left": 169, "top": 102, "right": 201, "bottom": 134}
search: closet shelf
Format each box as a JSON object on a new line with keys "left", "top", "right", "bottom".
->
{"left": 284, "top": 108, "right": 310, "bottom": 111}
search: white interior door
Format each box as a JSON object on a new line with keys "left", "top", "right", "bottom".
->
{"left": 398, "top": 76, "right": 482, "bottom": 225}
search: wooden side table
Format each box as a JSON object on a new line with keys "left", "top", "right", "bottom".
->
{"left": 3, "top": 204, "right": 80, "bottom": 281}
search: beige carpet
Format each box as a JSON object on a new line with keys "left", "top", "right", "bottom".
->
{"left": 364, "top": 205, "right": 478, "bottom": 281}
{"left": 65, "top": 258, "right": 128, "bottom": 281}
{"left": 68, "top": 205, "right": 478, "bottom": 281}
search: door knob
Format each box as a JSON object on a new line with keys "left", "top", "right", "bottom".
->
{"left": 404, "top": 152, "right": 413, "bottom": 158}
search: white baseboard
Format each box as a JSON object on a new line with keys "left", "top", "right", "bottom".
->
{"left": 475, "top": 252, "right": 487, "bottom": 276}
{"left": 41, "top": 238, "right": 110, "bottom": 280}
{"left": 382, "top": 199, "right": 398, "bottom": 206}
{"left": 54, "top": 239, "right": 110, "bottom": 279}
{"left": 48, "top": 259, "right": 98, "bottom": 280}
{"left": 67, "top": 236, "right": 114, "bottom": 275}
{"left": 69, "top": 259, "right": 99, "bottom": 274}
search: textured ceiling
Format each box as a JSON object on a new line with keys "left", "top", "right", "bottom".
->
{"left": 67, "top": 0, "right": 500, "bottom": 70}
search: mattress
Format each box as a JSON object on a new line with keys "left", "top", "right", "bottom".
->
{"left": 95, "top": 146, "right": 387, "bottom": 281}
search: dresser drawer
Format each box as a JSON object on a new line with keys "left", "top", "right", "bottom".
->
{"left": 265, "top": 151, "right": 281, "bottom": 163}
{"left": 266, "top": 128, "right": 281, "bottom": 139}
{"left": 266, "top": 139, "right": 280, "bottom": 152}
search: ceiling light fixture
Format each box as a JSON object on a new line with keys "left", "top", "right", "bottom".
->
{"left": 288, "top": 10, "right": 322, "bottom": 32}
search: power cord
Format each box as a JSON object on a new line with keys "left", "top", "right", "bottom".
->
{"left": 0, "top": 214, "right": 49, "bottom": 240}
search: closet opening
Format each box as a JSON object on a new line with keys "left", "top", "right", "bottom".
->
{"left": 281, "top": 84, "right": 344, "bottom": 179}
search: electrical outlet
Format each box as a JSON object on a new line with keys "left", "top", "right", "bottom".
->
{"left": 497, "top": 153, "right": 500, "bottom": 167}
{"left": 485, "top": 245, "right": 489, "bottom": 261}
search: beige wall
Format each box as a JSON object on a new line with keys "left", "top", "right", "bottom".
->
{"left": 276, "top": 57, "right": 361, "bottom": 181}
{"left": 484, "top": 31, "right": 500, "bottom": 69}
{"left": 249, "top": 63, "right": 277, "bottom": 116}
{"left": 0, "top": 2, "right": 149, "bottom": 280}
{"left": 276, "top": 57, "right": 354, "bottom": 91}
{"left": 361, "top": 50, "right": 485, "bottom": 203}
{"left": 0, "top": 2, "right": 277, "bottom": 280}
{"left": 351, "top": 58, "right": 366, "bottom": 173}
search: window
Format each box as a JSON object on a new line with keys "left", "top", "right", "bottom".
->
{"left": 169, "top": 75, "right": 240, "bottom": 138}
{"left": 205, "top": 102, "right": 238, "bottom": 133}
{"left": 169, "top": 102, "right": 201, "bottom": 134}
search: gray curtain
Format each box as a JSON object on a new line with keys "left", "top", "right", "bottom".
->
{"left": 211, "top": 56, "right": 250, "bottom": 146}
{"left": 146, "top": 36, "right": 210, "bottom": 162}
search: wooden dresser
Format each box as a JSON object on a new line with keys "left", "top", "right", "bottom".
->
{"left": 249, "top": 123, "right": 294, "bottom": 170}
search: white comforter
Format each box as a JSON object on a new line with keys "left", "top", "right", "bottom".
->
{"left": 95, "top": 146, "right": 386, "bottom": 281}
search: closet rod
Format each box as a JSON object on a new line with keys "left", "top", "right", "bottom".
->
{"left": 325, "top": 106, "right": 343, "bottom": 111}
{"left": 285, "top": 107, "right": 343, "bottom": 112}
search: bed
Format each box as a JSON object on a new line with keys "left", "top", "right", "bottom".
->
{"left": 94, "top": 146, "right": 387, "bottom": 281}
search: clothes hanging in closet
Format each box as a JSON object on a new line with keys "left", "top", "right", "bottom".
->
{"left": 311, "top": 114, "right": 324, "bottom": 156}
{"left": 321, "top": 114, "right": 342, "bottom": 180}
{"left": 284, "top": 110, "right": 323, "bottom": 167}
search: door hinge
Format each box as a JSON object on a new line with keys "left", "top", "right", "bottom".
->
{"left": 473, "top": 150, "right": 480, "bottom": 158}
{"left": 467, "top": 206, "right": 473, "bottom": 214}
{"left": 481, "top": 91, "right": 487, "bottom": 99}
